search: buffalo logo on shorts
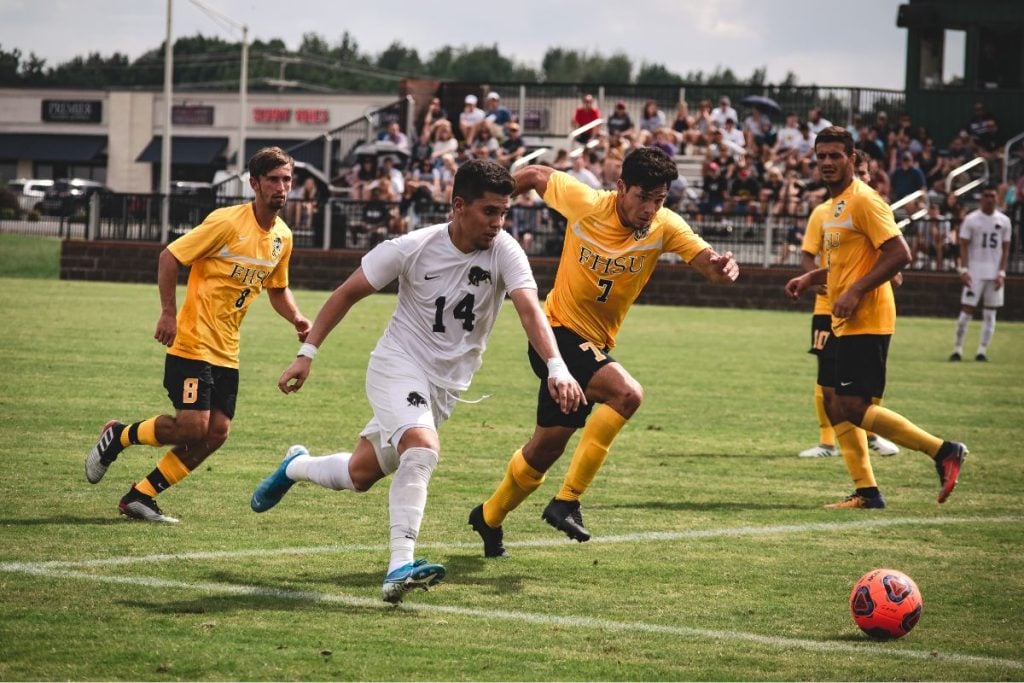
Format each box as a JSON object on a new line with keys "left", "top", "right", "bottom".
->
{"left": 406, "top": 391, "right": 427, "bottom": 407}
{"left": 271, "top": 236, "right": 283, "bottom": 259}
{"left": 833, "top": 200, "right": 846, "bottom": 218}
{"left": 468, "top": 266, "right": 491, "bottom": 286}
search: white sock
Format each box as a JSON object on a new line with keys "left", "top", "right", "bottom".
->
{"left": 387, "top": 447, "right": 438, "bottom": 573}
{"left": 953, "top": 311, "right": 970, "bottom": 354}
{"left": 285, "top": 452, "right": 356, "bottom": 491}
{"left": 978, "top": 308, "right": 997, "bottom": 354}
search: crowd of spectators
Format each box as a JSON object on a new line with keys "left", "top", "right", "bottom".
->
{"left": 326, "top": 91, "right": 1020, "bottom": 263}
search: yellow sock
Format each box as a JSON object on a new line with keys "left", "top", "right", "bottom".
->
{"left": 814, "top": 384, "right": 835, "bottom": 446}
{"left": 834, "top": 422, "right": 876, "bottom": 488}
{"left": 119, "top": 417, "right": 163, "bottom": 449}
{"left": 557, "top": 404, "right": 628, "bottom": 502}
{"left": 134, "top": 450, "right": 191, "bottom": 498}
{"left": 482, "top": 449, "right": 545, "bottom": 527}
{"left": 861, "top": 405, "right": 943, "bottom": 457}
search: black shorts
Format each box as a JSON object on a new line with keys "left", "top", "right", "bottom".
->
{"left": 808, "top": 314, "right": 837, "bottom": 387}
{"left": 163, "top": 353, "right": 239, "bottom": 418}
{"left": 528, "top": 326, "right": 615, "bottom": 428}
{"left": 833, "top": 334, "right": 890, "bottom": 400}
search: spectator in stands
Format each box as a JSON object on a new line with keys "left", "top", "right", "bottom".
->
{"left": 438, "top": 153, "right": 459, "bottom": 203}
{"left": 418, "top": 97, "right": 448, "bottom": 140}
{"left": 720, "top": 118, "right": 746, "bottom": 152}
{"left": 753, "top": 118, "right": 777, "bottom": 157}
{"left": 775, "top": 112, "right": 801, "bottom": 155}
{"left": 759, "top": 166, "right": 784, "bottom": 215}
{"left": 777, "top": 168, "right": 806, "bottom": 216}
{"left": 509, "top": 190, "right": 538, "bottom": 253}
{"left": 459, "top": 94, "right": 486, "bottom": 144}
{"left": 497, "top": 122, "right": 526, "bottom": 168}
{"left": 406, "top": 157, "right": 441, "bottom": 205}
{"left": 909, "top": 202, "right": 945, "bottom": 270}
{"left": 728, "top": 160, "right": 761, "bottom": 222}
{"left": 807, "top": 107, "right": 831, "bottom": 135}
{"left": 698, "top": 160, "right": 727, "bottom": 219}
{"left": 872, "top": 111, "right": 892, "bottom": 149}
{"left": 890, "top": 152, "right": 927, "bottom": 202}
{"left": 855, "top": 125, "right": 886, "bottom": 162}
{"left": 482, "top": 91, "right": 513, "bottom": 139}
{"left": 672, "top": 102, "right": 702, "bottom": 155}
{"left": 298, "top": 177, "right": 318, "bottom": 231}
{"left": 551, "top": 148, "right": 572, "bottom": 172}
{"left": 846, "top": 113, "right": 863, "bottom": 142}
{"left": 637, "top": 100, "right": 667, "bottom": 146}
{"left": 600, "top": 149, "right": 624, "bottom": 189}
{"left": 601, "top": 130, "right": 630, "bottom": 163}
{"left": 666, "top": 173, "right": 691, "bottom": 213}
{"left": 567, "top": 153, "right": 602, "bottom": 190}
{"left": 868, "top": 158, "right": 891, "bottom": 200}
{"left": 651, "top": 127, "right": 678, "bottom": 158}
{"left": 965, "top": 102, "right": 990, "bottom": 144}
{"left": 470, "top": 125, "right": 499, "bottom": 160}
{"left": 710, "top": 95, "right": 738, "bottom": 129}
{"left": 378, "top": 156, "right": 405, "bottom": 197}
{"left": 572, "top": 93, "right": 602, "bottom": 143}
{"left": 792, "top": 123, "right": 816, "bottom": 174}
{"left": 347, "top": 155, "right": 378, "bottom": 200}
{"left": 378, "top": 121, "right": 411, "bottom": 156}
{"left": 692, "top": 100, "right": 715, "bottom": 150}
{"left": 428, "top": 120, "right": 459, "bottom": 168}
{"left": 606, "top": 100, "right": 636, "bottom": 141}
{"left": 742, "top": 107, "right": 770, "bottom": 148}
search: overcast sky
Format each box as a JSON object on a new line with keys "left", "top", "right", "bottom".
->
{"left": 0, "top": 0, "right": 909, "bottom": 90}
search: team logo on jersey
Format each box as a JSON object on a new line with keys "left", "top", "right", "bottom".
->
{"left": 406, "top": 391, "right": 427, "bottom": 408}
{"left": 632, "top": 226, "right": 649, "bottom": 241}
{"left": 271, "top": 236, "right": 283, "bottom": 259}
{"left": 833, "top": 200, "right": 846, "bottom": 218}
{"left": 468, "top": 266, "right": 491, "bottom": 286}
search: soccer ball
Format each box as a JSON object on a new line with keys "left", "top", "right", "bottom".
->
{"left": 849, "top": 568, "right": 923, "bottom": 640}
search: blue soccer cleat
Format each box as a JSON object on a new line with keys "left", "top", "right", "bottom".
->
{"left": 250, "top": 445, "right": 307, "bottom": 512}
{"left": 381, "top": 559, "right": 446, "bottom": 604}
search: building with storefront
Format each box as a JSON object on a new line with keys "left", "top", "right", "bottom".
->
{"left": 0, "top": 88, "right": 396, "bottom": 191}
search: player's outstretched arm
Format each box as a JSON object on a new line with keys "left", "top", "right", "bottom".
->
{"left": 278, "top": 268, "right": 377, "bottom": 394}
{"left": 689, "top": 247, "right": 740, "bottom": 283}
{"left": 512, "top": 165, "right": 555, "bottom": 198}
{"left": 508, "top": 287, "right": 586, "bottom": 415}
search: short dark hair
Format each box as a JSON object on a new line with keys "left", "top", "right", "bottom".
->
{"left": 620, "top": 146, "right": 678, "bottom": 191}
{"left": 249, "top": 146, "right": 294, "bottom": 178}
{"left": 814, "top": 126, "right": 854, "bottom": 154}
{"left": 452, "top": 159, "right": 514, "bottom": 203}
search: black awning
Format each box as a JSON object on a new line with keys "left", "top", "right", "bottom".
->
{"left": 136, "top": 136, "right": 228, "bottom": 165}
{"left": 0, "top": 133, "right": 107, "bottom": 162}
{"left": 233, "top": 137, "right": 327, "bottom": 169}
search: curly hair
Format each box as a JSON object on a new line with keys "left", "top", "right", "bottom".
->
{"left": 620, "top": 146, "right": 678, "bottom": 191}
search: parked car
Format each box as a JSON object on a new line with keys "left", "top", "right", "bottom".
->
{"left": 38, "top": 178, "right": 109, "bottom": 216}
{"left": 6, "top": 178, "right": 54, "bottom": 212}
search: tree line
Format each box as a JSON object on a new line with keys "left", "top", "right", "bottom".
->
{"left": 0, "top": 31, "right": 796, "bottom": 92}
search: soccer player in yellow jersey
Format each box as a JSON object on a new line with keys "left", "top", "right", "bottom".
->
{"left": 785, "top": 127, "right": 967, "bottom": 509}
{"left": 797, "top": 153, "right": 900, "bottom": 459}
{"left": 84, "top": 147, "right": 312, "bottom": 522}
{"left": 469, "top": 147, "right": 739, "bottom": 556}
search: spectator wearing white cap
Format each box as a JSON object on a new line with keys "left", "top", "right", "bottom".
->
{"left": 481, "top": 91, "right": 513, "bottom": 139}
{"left": 459, "top": 94, "right": 485, "bottom": 144}
{"left": 710, "top": 95, "right": 738, "bottom": 128}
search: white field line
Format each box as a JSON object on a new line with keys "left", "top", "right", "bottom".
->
{"left": 1, "top": 514, "right": 1020, "bottom": 572}
{"left": 6, "top": 564, "right": 1023, "bottom": 671}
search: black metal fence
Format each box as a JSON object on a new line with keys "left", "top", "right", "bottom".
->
{"left": 3, "top": 192, "right": 1020, "bottom": 274}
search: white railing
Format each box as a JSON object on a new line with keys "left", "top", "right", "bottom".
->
{"left": 511, "top": 148, "right": 549, "bottom": 172}
{"left": 945, "top": 157, "right": 989, "bottom": 198}
{"left": 568, "top": 118, "right": 604, "bottom": 158}
{"left": 1002, "top": 131, "right": 1024, "bottom": 186}
{"left": 891, "top": 189, "right": 929, "bottom": 230}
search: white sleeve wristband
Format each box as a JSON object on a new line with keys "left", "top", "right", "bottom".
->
{"left": 297, "top": 342, "right": 319, "bottom": 359}
{"left": 546, "top": 357, "right": 571, "bottom": 383}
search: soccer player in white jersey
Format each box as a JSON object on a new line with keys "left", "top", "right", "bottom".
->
{"left": 249, "top": 159, "right": 585, "bottom": 604}
{"left": 950, "top": 187, "right": 1011, "bottom": 362}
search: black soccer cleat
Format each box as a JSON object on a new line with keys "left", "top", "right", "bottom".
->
{"left": 542, "top": 497, "right": 591, "bottom": 542}
{"left": 85, "top": 420, "right": 125, "bottom": 484}
{"left": 118, "top": 485, "right": 179, "bottom": 523}
{"left": 975, "top": 353, "right": 989, "bottom": 362}
{"left": 468, "top": 504, "right": 508, "bottom": 558}
{"left": 948, "top": 352, "right": 962, "bottom": 362}
{"left": 935, "top": 441, "right": 968, "bottom": 504}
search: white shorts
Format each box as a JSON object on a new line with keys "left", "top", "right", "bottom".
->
{"left": 359, "top": 349, "right": 459, "bottom": 475}
{"left": 961, "top": 279, "right": 1004, "bottom": 309}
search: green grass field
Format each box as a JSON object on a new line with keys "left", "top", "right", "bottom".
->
{"left": 1, "top": 253, "right": 1022, "bottom": 679}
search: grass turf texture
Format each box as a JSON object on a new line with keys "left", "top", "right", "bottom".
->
{"left": 0, "top": 272, "right": 1022, "bottom": 680}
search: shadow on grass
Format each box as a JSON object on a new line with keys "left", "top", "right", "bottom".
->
{"left": 599, "top": 499, "right": 802, "bottom": 512}
{"left": 0, "top": 515, "right": 129, "bottom": 526}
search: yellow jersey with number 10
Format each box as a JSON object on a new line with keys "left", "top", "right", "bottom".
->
{"left": 821, "top": 178, "right": 900, "bottom": 336}
{"left": 542, "top": 171, "right": 710, "bottom": 349}
{"left": 167, "top": 203, "right": 293, "bottom": 368}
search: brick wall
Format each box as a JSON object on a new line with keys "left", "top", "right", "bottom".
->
{"left": 60, "top": 241, "right": 1024, "bottom": 321}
